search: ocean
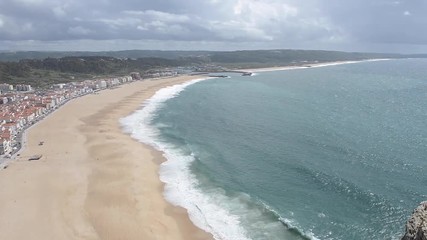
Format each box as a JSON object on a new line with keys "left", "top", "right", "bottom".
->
{"left": 121, "top": 59, "right": 427, "bottom": 240}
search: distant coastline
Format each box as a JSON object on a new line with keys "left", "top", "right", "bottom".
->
{"left": 239, "top": 58, "right": 392, "bottom": 73}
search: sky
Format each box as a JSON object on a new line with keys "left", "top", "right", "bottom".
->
{"left": 0, "top": 0, "right": 426, "bottom": 53}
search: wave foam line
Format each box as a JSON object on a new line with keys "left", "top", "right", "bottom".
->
{"left": 248, "top": 58, "right": 391, "bottom": 73}
{"left": 120, "top": 78, "right": 251, "bottom": 240}
{"left": 256, "top": 200, "right": 320, "bottom": 240}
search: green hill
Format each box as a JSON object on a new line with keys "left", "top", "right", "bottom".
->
{"left": 0, "top": 49, "right": 425, "bottom": 88}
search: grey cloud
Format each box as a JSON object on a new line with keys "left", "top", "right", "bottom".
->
{"left": 0, "top": 0, "right": 426, "bottom": 52}
{"left": 67, "top": 26, "right": 92, "bottom": 36}
{"left": 319, "top": 0, "right": 427, "bottom": 45}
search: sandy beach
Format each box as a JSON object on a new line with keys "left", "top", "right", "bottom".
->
{"left": 0, "top": 76, "right": 213, "bottom": 240}
{"left": 241, "top": 59, "right": 390, "bottom": 73}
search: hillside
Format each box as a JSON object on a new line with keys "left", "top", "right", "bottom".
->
{"left": 0, "top": 49, "right": 425, "bottom": 88}
{"left": 0, "top": 56, "right": 204, "bottom": 88}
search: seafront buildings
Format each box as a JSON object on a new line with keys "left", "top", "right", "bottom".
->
{"left": 0, "top": 75, "right": 134, "bottom": 157}
{"left": 0, "top": 66, "right": 199, "bottom": 158}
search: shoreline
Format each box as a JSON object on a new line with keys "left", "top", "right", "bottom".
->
{"left": 240, "top": 58, "right": 391, "bottom": 73}
{"left": 116, "top": 58, "right": 395, "bottom": 240}
{"left": 0, "top": 75, "right": 213, "bottom": 240}
{"left": 0, "top": 58, "right": 395, "bottom": 240}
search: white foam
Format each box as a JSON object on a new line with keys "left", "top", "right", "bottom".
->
{"left": 120, "top": 78, "right": 251, "bottom": 240}
{"left": 258, "top": 200, "right": 321, "bottom": 240}
{"left": 249, "top": 59, "right": 391, "bottom": 73}
{"left": 305, "top": 58, "right": 391, "bottom": 69}
{"left": 279, "top": 217, "right": 321, "bottom": 240}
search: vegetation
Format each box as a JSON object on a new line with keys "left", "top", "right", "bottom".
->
{"left": 0, "top": 49, "right": 425, "bottom": 88}
{"left": 0, "top": 50, "right": 213, "bottom": 62}
{"left": 0, "top": 56, "right": 204, "bottom": 88}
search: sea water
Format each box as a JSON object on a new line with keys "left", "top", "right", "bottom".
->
{"left": 121, "top": 59, "right": 427, "bottom": 240}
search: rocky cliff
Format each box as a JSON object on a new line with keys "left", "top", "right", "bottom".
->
{"left": 402, "top": 201, "right": 427, "bottom": 240}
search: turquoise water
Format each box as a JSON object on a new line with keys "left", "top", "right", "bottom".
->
{"left": 122, "top": 59, "right": 427, "bottom": 240}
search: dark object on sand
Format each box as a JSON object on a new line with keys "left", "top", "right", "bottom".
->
{"left": 28, "top": 155, "right": 42, "bottom": 161}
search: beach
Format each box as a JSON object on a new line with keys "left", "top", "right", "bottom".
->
{"left": 0, "top": 76, "right": 213, "bottom": 240}
{"left": 240, "top": 59, "right": 390, "bottom": 73}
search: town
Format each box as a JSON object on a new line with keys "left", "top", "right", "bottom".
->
{"left": 0, "top": 72, "right": 143, "bottom": 162}
{"left": 0, "top": 64, "right": 237, "bottom": 167}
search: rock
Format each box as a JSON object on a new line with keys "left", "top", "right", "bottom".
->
{"left": 402, "top": 201, "right": 427, "bottom": 240}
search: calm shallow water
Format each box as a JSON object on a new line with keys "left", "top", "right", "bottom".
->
{"left": 123, "top": 59, "right": 427, "bottom": 240}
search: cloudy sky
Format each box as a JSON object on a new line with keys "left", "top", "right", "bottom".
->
{"left": 0, "top": 0, "right": 426, "bottom": 53}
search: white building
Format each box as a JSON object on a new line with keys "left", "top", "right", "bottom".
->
{"left": 0, "top": 84, "right": 13, "bottom": 92}
{"left": 0, "top": 97, "right": 8, "bottom": 104}
{"left": 15, "top": 84, "right": 32, "bottom": 91}
{"left": 54, "top": 84, "right": 65, "bottom": 89}
{"left": 96, "top": 80, "right": 107, "bottom": 89}
{"left": 0, "top": 138, "right": 12, "bottom": 155}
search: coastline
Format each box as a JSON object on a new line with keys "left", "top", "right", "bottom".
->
{"left": 0, "top": 75, "right": 213, "bottom": 240}
{"left": 240, "top": 58, "right": 391, "bottom": 73}
{"left": 0, "top": 58, "right": 396, "bottom": 240}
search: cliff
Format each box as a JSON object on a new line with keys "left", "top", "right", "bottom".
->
{"left": 402, "top": 201, "right": 427, "bottom": 240}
